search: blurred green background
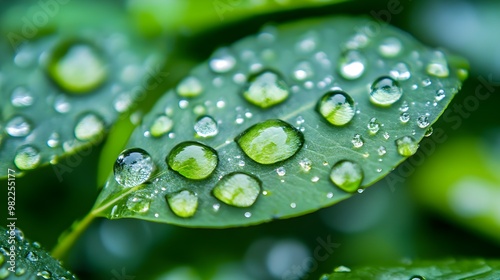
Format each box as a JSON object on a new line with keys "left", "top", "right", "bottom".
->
{"left": 1, "top": 0, "right": 499, "bottom": 279}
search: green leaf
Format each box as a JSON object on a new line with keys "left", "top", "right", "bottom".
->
{"left": 0, "top": 227, "right": 77, "bottom": 279}
{"left": 95, "top": 16, "right": 466, "bottom": 228}
{"left": 0, "top": 2, "right": 166, "bottom": 177}
{"left": 320, "top": 259, "right": 500, "bottom": 279}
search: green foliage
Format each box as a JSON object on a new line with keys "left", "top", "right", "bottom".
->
{"left": 95, "top": 16, "right": 465, "bottom": 228}
{"left": 321, "top": 259, "right": 500, "bottom": 279}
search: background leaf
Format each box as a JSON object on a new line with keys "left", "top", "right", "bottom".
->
{"left": 0, "top": 1, "right": 166, "bottom": 178}
{"left": 321, "top": 259, "right": 500, "bottom": 279}
{"left": 0, "top": 227, "right": 77, "bottom": 279}
{"left": 95, "top": 16, "right": 466, "bottom": 228}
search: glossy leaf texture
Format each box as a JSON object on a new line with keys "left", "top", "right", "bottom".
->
{"left": 0, "top": 227, "right": 77, "bottom": 279}
{"left": 96, "top": 16, "right": 466, "bottom": 228}
{"left": 0, "top": 2, "right": 166, "bottom": 177}
{"left": 321, "top": 259, "right": 500, "bottom": 279}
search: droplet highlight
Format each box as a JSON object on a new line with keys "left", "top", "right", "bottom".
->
{"left": 213, "top": 172, "right": 261, "bottom": 207}
{"left": 5, "top": 115, "right": 32, "bottom": 137}
{"left": 338, "top": 50, "right": 366, "bottom": 80}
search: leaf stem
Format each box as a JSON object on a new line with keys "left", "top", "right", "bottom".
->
{"left": 51, "top": 210, "right": 97, "bottom": 260}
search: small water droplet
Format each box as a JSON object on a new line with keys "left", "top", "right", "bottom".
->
{"left": 409, "top": 276, "right": 425, "bottom": 280}
{"left": 330, "top": 160, "right": 363, "bottom": 192}
{"left": 400, "top": 112, "right": 410, "bottom": 123}
{"left": 243, "top": 70, "right": 289, "bottom": 108}
{"left": 417, "top": 115, "right": 430, "bottom": 128}
{"left": 37, "top": 270, "right": 51, "bottom": 279}
{"left": 426, "top": 51, "right": 449, "bottom": 77}
{"left": 177, "top": 76, "right": 203, "bottom": 97}
{"left": 378, "top": 37, "right": 402, "bottom": 57}
{"left": 74, "top": 112, "right": 105, "bottom": 141}
{"left": 213, "top": 172, "right": 261, "bottom": 207}
{"left": 367, "top": 118, "right": 380, "bottom": 135}
{"left": 46, "top": 132, "right": 60, "bottom": 148}
{"left": 113, "top": 93, "right": 133, "bottom": 113}
{"left": 216, "top": 100, "right": 226, "bottom": 108}
{"left": 345, "top": 33, "right": 369, "bottom": 49}
{"left": 48, "top": 41, "right": 107, "bottom": 93}
{"left": 338, "top": 50, "right": 366, "bottom": 80}
{"left": 14, "top": 145, "right": 41, "bottom": 170}
{"left": 11, "top": 86, "right": 34, "bottom": 107}
{"left": 383, "top": 132, "right": 390, "bottom": 140}
{"left": 5, "top": 115, "right": 31, "bottom": 137}
{"left": 333, "top": 265, "right": 351, "bottom": 273}
{"left": 424, "top": 127, "right": 433, "bottom": 137}
{"left": 213, "top": 203, "right": 221, "bottom": 212}
{"left": 292, "top": 61, "right": 314, "bottom": 81}
{"left": 166, "top": 190, "right": 198, "bottom": 218}
{"left": 209, "top": 48, "right": 236, "bottom": 73}
{"left": 54, "top": 95, "right": 71, "bottom": 113}
{"left": 351, "top": 134, "right": 364, "bottom": 148}
{"left": 15, "top": 265, "right": 26, "bottom": 276}
{"left": 236, "top": 119, "right": 304, "bottom": 165}
{"left": 167, "top": 141, "right": 218, "bottom": 179}
{"left": 276, "top": 167, "right": 286, "bottom": 176}
{"left": 299, "top": 158, "right": 312, "bottom": 172}
{"left": 317, "top": 90, "right": 355, "bottom": 126}
{"left": 311, "top": 176, "right": 320, "bottom": 183}
{"left": 435, "top": 89, "right": 446, "bottom": 102}
{"left": 126, "top": 190, "right": 151, "bottom": 213}
{"left": 194, "top": 115, "right": 218, "bottom": 137}
{"left": 377, "top": 146, "right": 387, "bottom": 156}
{"left": 26, "top": 251, "right": 38, "bottom": 262}
{"left": 376, "top": 168, "right": 382, "bottom": 173}
{"left": 150, "top": 115, "right": 174, "bottom": 137}
{"left": 290, "top": 202, "right": 297, "bottom": 209}
{"left": 421, "top": 78, "right": 432, "bottom": 87}
{"left": 244, "top": 212, "right": 252, "bottom": 218}
{"left": 370, "top": 76, "right": 403, "bottom": 106}
{"left": 326, "top": 192, "right": 333, "bottom": 198}
{"left": 399, "top": 101, "right": 409, "bottom": 112}
{"left": 395, "top": 136, "right": 419, "bottom": 156}
{"left": 114, "top": 148, "right": 155, "bottom": 188}
{"left": 178, "top": 100, "right": 189, "bottom": 109}
{"left": 389, "top": 62, "right": 411, "bottom": 81}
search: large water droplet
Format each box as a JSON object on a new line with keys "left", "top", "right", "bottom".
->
{"left": 74, "top": 113, "right": 105, "bottom": 141}
{"left": 292, "top": 61, "right": 314, "bottom": 81}
{"left": 389, "top": 62, "right": 411, "bottom": 81}
{"left": 209, "top": 48, "right": 236, "bottom": 73}
{"left": 426, "top": 51, "right": 449, "bottom": 77}
{"left": 369, "top": 76, "right": 403, "bottom": 106}
{"left": 150, "top": 115, "right": 173, "bottom": 137}
{"left": 48, "top": 41, "right": 107, "bottom": 93}
{"left": 317, "top": 90, "right": 355, "bottom": 126}
{"left": 114, "top": 148, "right": 155, "bottom": 188}
{"left": 330, "top": 160, "right": 364, "bottom": 193}
{"left": 338, "top": 50, "right": 366, "bottom": 80}
{"left": 367, "top": 118, "right": 380, "bottom": 135}
{"left": 126, "top": 190, "right": 151, "bottom": 213}
{"left": 213, "top": 172, "right": 261, "bottom": 207}
{"left": 5, "top": 115, "right": 32, "bottom": 137}
{"left": 166, "top": 190, "right": 198, "bottom": 218}
{"left": 176, "top": 76, "right": 203, "bottom": 98}
{"left": 194, "top": 116, "right": 218, "bottom": 137}
{"left": 243, "top": 70, "right": 290, "bottom": 108}
{"left": 14, "top": 145, "right": 41, "bottom": 170}
{"left": 167, "top": 141, "right": 218, "bottom": 180}
{"left": 378, "top": 37, "right": 402, "bottom": 57}
{"left": 236, "top": 119, "right": 304, "bottom": 165}
{"left": 395, "top": 136, "right": 419, "bottom": 156}
{"left": 11, "top": 86, "right": 34, "bottom": 107}
{"left": 417, "top": 115, "right": 430, "bottom": 128}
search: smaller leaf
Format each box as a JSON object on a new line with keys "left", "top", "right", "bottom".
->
{"left": 0, "top": 227, "right": 77, "bottom": 279}
{"left": 321, "top": 259, "right": 500, "bottom": 279}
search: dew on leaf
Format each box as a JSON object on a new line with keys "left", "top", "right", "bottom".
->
{"left": 338, "top": 50, "right": 366, "bottom": 80}
{"left": 242, "top": 70, "right": 290, "bottom": 109}
{"left": 209, "top": 48, "right": 236, "bottom": 73}
{"left": 244, "top": 212, "right": 252, "bottom": 218}
{"left": 150, "top": 115, "right": 174, "bottom": 137}
{"left": 167, "top": 141, "right": 218, "bottom": 180}
{"left": 236, "top": 119, "right": 303, "bottom": 165}
{"left": 400, "top": 112, "right": 410, "bottom": 123}
{"left": 74, "top": 112, "right": 105, "bottom": 141}
{"left": 53, "top": 95, "right": 71, "bottom": 113}
{"left": 424, "top": 127, "right": 433, "bottom": 137}
{"left": 299, "top": 158, "right": 312, "bottom": 172}
{"left": 176, "top": 76, "right": 203, "bottom": 98}
{"left": 292, "top": 61, "right": 314, "bottom": 81}
{"left": 377, "top": 146, "right": 387, "bottom": 156}
{"left": 389, "top": 62, "right": 411, "bottom": 81}
{"left": 330, "top": 160, "right": 363, "bottom": 193}
{"left": 317, "top": 90, "right": 355, "bottom": 126}
{"left": 378, "top": 37, "right": 402, "bottom": 57}
{"left": 311, "top": 176, "right": 320, "bottom": 183}
{"left": 26, "top": 251, "right": 38, "bottom": 262}
{"left": 426, "top": 51, "right": 449, "bottom": 78}
{"left": 417, "top": 115, "right": 430, "bottom": 128}
{"left": 5, "top": 115, "right": 32, "bottom": 137}
{"left": 37, "top": 270, "right": 51, "bottom": 279}
{"left": 435, "top": 89, "right": 446, "bottom": 102}
{"left": 370, "top": 76, "right": 403, "bottom": 106}
{"left": 367, "top": 118, "right": 380, "bottom": 135}
{"left": 395, "top": 136, "right": 419, "bottom": 156}
{"left": 213, "top": 172, "right": 261, "bottom": 207}
{"left": 126, "top": 190, "right": 151, "bottom": 214}
{"left": 11, "top": 86, "right": 34, "bottom": 107}
{"left": 276, "top": 166, "right": 286, "bottom": 176}
{"left": 114, "top": 148, "right": 155, "bottom": 188}
{"left": 14, "top": 145, "right": 41, "bottom": 170}
{"left": 48, "top": 41, "right": 107, "bottom": 93}
{"left": 351, "top": 134, "right": 364, "bottom": 148}
{"left": 194, "top": 115, "right": 219, "bottom": 138}
{"left": 166, "top": 190, "right": 198, "bottom": 218}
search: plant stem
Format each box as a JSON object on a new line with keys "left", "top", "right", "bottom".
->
{"left": 51, "top": 210, "right": 97, "bottom": 260}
